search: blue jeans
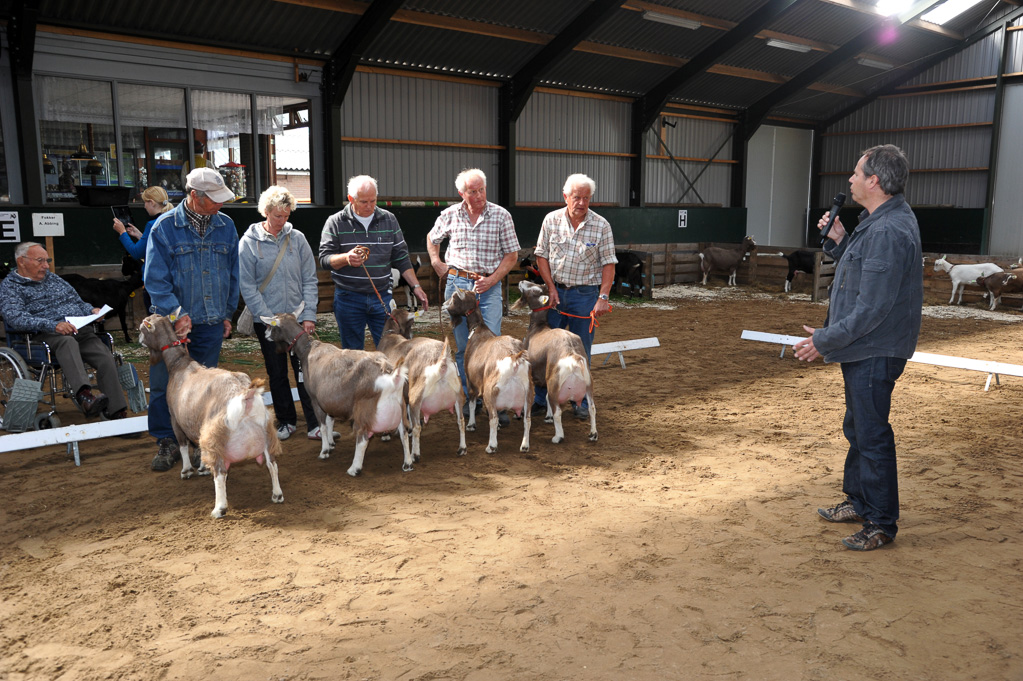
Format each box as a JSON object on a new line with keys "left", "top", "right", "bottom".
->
{"left": 254, "top": 321, "right": 316, "bottom": 430}
{"left": 148, "top": 322, "right": 225, "bottom": 441}
{"left": 535, "top": 284, "right": 597, "bottom": 409}
{"left": 840, "top": 356, "right": 907, "bottom": 538}
{"left": 445, "top": 274, "right": 503, "bottom": 396}
{"left": 334, "top": 288, "right": 393, "bottom": 350}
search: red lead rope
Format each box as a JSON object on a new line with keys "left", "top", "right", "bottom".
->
{"left": 160, "top": 338, "right": 191, "bottom": 352}
{"left": 551, "top": 306, "right": 612, "bottom": 334}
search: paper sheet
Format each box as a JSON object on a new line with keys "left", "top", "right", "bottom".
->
{"left": 66, "top": 304, "right": 113, "bottom": 329}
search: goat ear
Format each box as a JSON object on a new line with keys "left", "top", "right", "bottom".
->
{"left": 293, "top": 301, "right": 305, "bottom": 317}
{"left": 259, "top": 315, "right": 275, "bottom": 325}
{"left": 413, "top": 310, "right": 423, "bottom": 319}
{"left": 389, "top": 299, "right": 397, "bottom": 312}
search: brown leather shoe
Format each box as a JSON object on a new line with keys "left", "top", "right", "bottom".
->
{"left": 75, "top": 386, "right": 109, "bottom": 418}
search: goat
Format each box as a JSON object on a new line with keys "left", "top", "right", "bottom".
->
{"left": 780, "top": 249, "right": 817, "bottom": 293}
{"left": 377, "top": 308, "right": 467, "bottom": 459}
{"left": 976, "top": 271, "right": 1023, "bottom": 311}
{"left": 391, "top": 255, "right": 423, "bottom": 312}
{"left": 137, "top": 311, "right": 283, "bottom": 519}
{"left": 261, "top": 302, "right": 413, "bottom": 476}
{"left": 614, "top": 250, "right": 645, "bottom": 297}
{"left": 443, "top": 287, "right": 532, "bottom": 454}
{"left": 512, "top": 280, "right": 597, "bottom": 443}
{"left": 932, "top": 256, "right": 1003, "bottom": 305}
{"left": 61, "top": 254, "right": 144, "bottom": 342}
{"left": 699, "top": 236, "right": 757, "bottom": 286}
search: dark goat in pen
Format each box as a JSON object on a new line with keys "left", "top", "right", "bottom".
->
{"left": 61, "top": 254, "right": 144, "bottom": 342}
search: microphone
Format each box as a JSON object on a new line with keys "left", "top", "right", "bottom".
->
{"left": 820, "top": 192, "right": 846, "bottom": 243}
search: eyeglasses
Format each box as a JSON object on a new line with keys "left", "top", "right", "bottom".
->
{"left": 20, "top": 256, "right": 52, "bottom": 264}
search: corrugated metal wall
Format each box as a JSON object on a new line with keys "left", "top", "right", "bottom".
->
{"left": 515, "top": 91, "right": 630, "bottom": 204}
{"left": 643, "top": 117, "right": 733, "bottom": 206}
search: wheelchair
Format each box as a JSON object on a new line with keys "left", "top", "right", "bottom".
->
{"left": 0, "top": 316, "right": 123, "bottom": 432}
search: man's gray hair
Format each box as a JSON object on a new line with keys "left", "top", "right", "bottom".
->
{"left": 347, "top": 175, "right": 378, "bottom": 199}
{"left": 861, "top": 144, "right": 909, "bottom": 197}
{"left": 563, "top": 173, "right": 596, "bottom": 196}
{"left": 15, "top": 242, "right": 42, "bottom": 259}
{"left": 455, "top": 168, "right": 487, "bottom": 193}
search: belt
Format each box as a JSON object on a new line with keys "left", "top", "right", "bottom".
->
{"left": 554, "top": 281, "right": 596, "bottom": 290}
{"left": 448, "top": 266, "right": 489, "bottom": 279}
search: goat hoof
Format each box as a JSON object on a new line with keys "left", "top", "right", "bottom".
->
{"left": 381, "top": 433, "right": 391, "bottom": 442}
{"left": 346, "top": 467, "right": 361, "bottom": 477}
{"left": 318, "top": 453, "right": 330, "bottom": 460}
{"left": 519, "top": 445, "right": 529, "bottom": 453}
{"left": 544, "top": 416, "right": 554, "bottom": 424}
{"left": 210, "top": 507, "right": 226, "bottom": 519}
{"left": 196, "top": 466, "right": 211, "bottom": 477}
{"left": 466, "top": 424, "right": 476, "bottom": 432}
{"left": 485, "top": 445, "right": 497, "bottom": 454}
{"left": 402, "top": 463, "right": 414, "bottom": 472}
{"left": 413, "top": 453, "right": 421, "bottom": 463}
{"left": 551, "top": 436, "right": 563, "bottom": 444}
{"left": 272, "top": 493, "right": 284, "bottom": 503}
{"left": 589, "top": 432, "right": 598, "bottom": 442}
{"left": 456, "top": 447, "right": 467, "bottom": 457}
{"left": 180, "top": 469, "right": 194, "bottom": 480}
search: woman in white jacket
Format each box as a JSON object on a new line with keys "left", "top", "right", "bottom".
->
{"left": 239, "top": 186, "right": 322, "bottom": 440}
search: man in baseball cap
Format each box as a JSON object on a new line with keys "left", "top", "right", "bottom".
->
{"left": 142, "top": 165, "right": 241, "bottom": 472}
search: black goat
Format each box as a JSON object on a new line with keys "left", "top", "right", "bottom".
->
{"left": 614, "top": 250, "right": 645, "bottom": 297}
{"left": 784, "top": 250, "right": 817, "bottom": 293}
{"left": 61, "top": 254, "right": 144, "bottom": 342}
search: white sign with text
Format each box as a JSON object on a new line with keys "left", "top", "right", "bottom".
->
{"left": 0, "top": 212, "right": 20, "bottom": 242}
{"left": 678, "top": 209, "right": 688, "bottom": 229}
{"left": 32, "top": 213, "right": 65, "bottom": 237}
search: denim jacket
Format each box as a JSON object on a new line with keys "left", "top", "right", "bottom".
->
{"left": 143, "top": 201, "right": 240, "bottom": 325}
{"left": 815, "top": 194, "right": 922, "bottom": 363}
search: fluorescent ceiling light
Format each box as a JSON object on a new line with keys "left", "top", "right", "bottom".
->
{"left": 765, "top": 38, "right": 812, "bottom": 53}
{"left": 876, "top": 0, "right": 912, "bottom": 16}
{"left": 857, "top": 57, "right": 895, "bottom": 70}
{"left": 921, "top": 0, "right": 985, "bottom": 25}
{"left": 642, "top": 10, "right": 701, "bottom": 30}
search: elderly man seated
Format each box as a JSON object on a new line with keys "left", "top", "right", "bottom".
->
{"left": 0, "top": 241, "right": 129, "bottom": 420}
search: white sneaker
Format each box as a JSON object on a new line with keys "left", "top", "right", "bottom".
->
{"left": 277, "top": 424, "right": 296, "bottom": 440}
{"left": 308, "top": 426, "right": 337, "bottom": 440}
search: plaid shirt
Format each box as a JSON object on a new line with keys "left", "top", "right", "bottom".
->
{"left": 428, "top": 201, "right": 520, "bottom": 275}
{"left": 534, "top": 208, "right": 617, "bottom": 287}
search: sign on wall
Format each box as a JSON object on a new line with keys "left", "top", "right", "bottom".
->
{"left": 0, "top": 212, "right": 20, "bottom": 242}
{"left": 32, "top": 213, "right": 65, "bottom": 237}
{"left": 678, "top": 209, "right": 688, "bottom": 229}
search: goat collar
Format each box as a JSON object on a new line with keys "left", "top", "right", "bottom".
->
{"left": 287, "top": 329, "right": 310, "bottom": 354}
{"left": 530, "top": 302, "right": 554, "bottom": 313}
{"left": 160, "top": 338, "right": 190, "bottom": 352}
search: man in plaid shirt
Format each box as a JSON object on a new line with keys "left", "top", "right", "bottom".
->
{"left": 532, "top": 173, "right": 617, "bottom": 420}
{"left": 427, "top": 168, "right": 521, "bottom": 417}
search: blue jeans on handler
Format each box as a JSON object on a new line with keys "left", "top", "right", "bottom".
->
{"left": 840, "top": 356, "right": 907, "bottom": 539}
{"left": 334, "top": 288, "right": 394, "bottom": 350}
{"left": 535, "top": 284, "right": 597, "bottom": 409}
{"left": 148, "top": 322, "right": 225, "bottom": 441}
{"left": 445, "top": 274, "right": 503, "bottom": 396}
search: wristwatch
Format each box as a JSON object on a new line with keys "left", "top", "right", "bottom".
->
{"left": 412, "top": 284, "right": 422, "bottom": 289}
{"left": 598, "top": 293, "right": 609, "bottom": 301}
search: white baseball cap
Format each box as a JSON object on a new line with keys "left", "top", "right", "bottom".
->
{"left": 185, "top": 167, "right": 236, "bottom": 203}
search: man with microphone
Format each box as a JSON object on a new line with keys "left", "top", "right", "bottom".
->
{"left": 793, "top": 144, "right": 923, "bottom": 551}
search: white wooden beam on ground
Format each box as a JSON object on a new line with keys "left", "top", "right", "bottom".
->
{"left": 742, "top": 329, "right": 1023, "bottom": 391}
{"left": 591, "top": 337, "right": 660, "bottom": 369}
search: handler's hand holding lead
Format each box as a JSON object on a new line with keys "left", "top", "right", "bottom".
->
{"left": 793, "top": 325, "right": 821, "bottom": 362}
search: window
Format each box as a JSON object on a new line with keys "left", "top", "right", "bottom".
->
{"left": 37, "top": 76, "right": 116, "bottom": 204}
{"left": 118, "top": 83, "right": 188, "bottom": 200}
{"left": 270, "top": 98, "right": 311, "bottom": 203}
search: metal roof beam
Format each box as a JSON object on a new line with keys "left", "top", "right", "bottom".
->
{"left": 506, "top": 0, "right": 623, "bottom": 121}
{"left": 634, "top": 0, "right": 802, "bottom": 133}
{"left": 321, "top": 0, "right": 404, "bottom": 106}
{"left": 823, "top": 4, "right": 1023, "bottom": 128}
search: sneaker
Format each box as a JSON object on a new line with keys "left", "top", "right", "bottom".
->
{"left": 151, "top": 437, "right": 180, "bottom": 472}
{"left": 307, "top": 426, "right": 338, "bottom": 440}
{"left": 818, "top": 500, "right": 864, "bottom": 523}
{"left": 75, "top": 386, "right": 109, "bottom": 418}
{"left": 530, "top": 402, "right": 547, "bottom": 417}
{"left": 842, "top": 523, "right": 894, "bottom": 551}
{"left": 277, "top": 423, "right": 297, "bottom": 441}
{"left": 572, "top": 403, "right": 589, "bottom": 421}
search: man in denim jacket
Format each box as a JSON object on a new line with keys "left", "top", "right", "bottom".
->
{"left": 144, "top": 167, "right": 239, "bottom": 472}
{"left": 795, "top": 144, "right": 923, "bottom": 552}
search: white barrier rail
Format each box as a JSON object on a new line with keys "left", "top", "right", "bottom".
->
{"left": 742, "top": 329, "right": 1023, "bottom": 391}
{"left": 591, "top": 337, "right": 660, "bottom": 369}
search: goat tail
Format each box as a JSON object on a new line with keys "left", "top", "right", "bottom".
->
{"left": 225, "top": 382, "right": 269, "bottom": 430}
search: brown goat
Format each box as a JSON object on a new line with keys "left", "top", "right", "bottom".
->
{"left": 512, "top": 280, "right": 597, "bottom": 443}
{"left": 378, "top": 308, "right": 467, "bottom": 459}
{"left": 138, "top": 312, "right": 283, "bottom": 519}
{"left": 976, "top": 270, "right": 1023, "bottom": 311}
{"left": 443, "top": 288, "right": 532, "bottom": 453}
{"left": 700, "top": 236, "right": 757, "bottom": 286}
{"left": 261, "top": 303, "right": 412, "bottom": 476}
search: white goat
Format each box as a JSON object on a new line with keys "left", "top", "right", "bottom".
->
{"left": 932, "top": 255, "right": 1003, "bottom": 305}
{"left": 261, "top": 303, "right": 412, "bottom": 477}
{"left": 443, "top": 288, "right": 532, "bottom": 454}
{"left": 512, "top": 280, "right": 597, "bottom": 444}
{"left": 138, "top": 312, "right": 283, "bottom": 519}
{"left": 377, "top": 308, "right": 467, "bottom": 460}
